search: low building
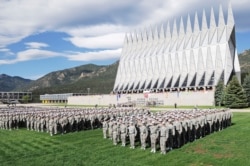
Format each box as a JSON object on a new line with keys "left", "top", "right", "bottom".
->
{"left": 40, "top": 93, "right": 86, "bottom": 104}
{"left": 0, "top": 92, "right": 32, "bottom": 102}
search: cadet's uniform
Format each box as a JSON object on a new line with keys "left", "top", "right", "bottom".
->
{"left": 149, "top": 122, "right": 159, "bottom": 153}
{"left": 206, "top": 112, "right": 213, "bottom": 134}
{"left": 40, "top": 116, "right": 45, "bottom": 132}
{"left": 112, "top": 122, "right": 118, "bottom": 145}
{"left": 139, "top": 122, "right": 148, "bottom": 150}
{"left": 0, "top": 115, "right": 3, "bottom": 129}
{"left": 166, "top": 121, "right": 174, "bottom": 150}
{"left": 68, "top": 115, "right": 75, "bottom": 132}
{"left": 8, "top": 115, "right": 13, "bottom": 130}
{"left": 128, "top": 122, "right": 137, "bottom": 149}
{"left": 120, "top": 122, "right": 127, "bottom": 147}
{"left": 199, "top": 115, "right": 206, "bottom": 137}
{"left": 48, "top": 117, "right": 55, "bottom": 136}
{"left": 102, "top": 120, "right": 108, "bottom": 139}
{"left": 173, "top": 120, "right": 182, "bottom": 148}
{"left": 108, "top": 120, "right": 113, "bottom": 140}
{"left": 159, "top": 123, "right": 168, "bottom": 154}
{"left": 59, "top": 116, "right": 68, "bottom": 134}
{"left": 181, "top": 118, "right": 188, "bottom": 145}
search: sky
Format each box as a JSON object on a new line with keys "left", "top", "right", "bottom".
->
{"left": 0, "top": 0, "right": 250, "bottom": 80}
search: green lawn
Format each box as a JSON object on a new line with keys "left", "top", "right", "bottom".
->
{"left": 1, "top": 112, "right": 250, "bottom": 166}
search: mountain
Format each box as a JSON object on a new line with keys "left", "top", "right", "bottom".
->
{"left": 0, "top": 74, "right": 32, "bottom": 91}
{"left": 26, "top": 62, "right": 118, "bottom": 102}
{"left": 239, "top": 49, "right": 250, "bottom": 74}
{"left": 25, "top": 63, "right": 108, "bottom": 91}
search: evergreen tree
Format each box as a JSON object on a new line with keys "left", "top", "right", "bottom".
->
{"left": 214, "top": 80, "right": 225, "bottom": 106}
{"left": 242, "top": 74, "right": 250, "bottom": 107}
{"left": 224, "top": 76, "right": 248, "bottom": 108}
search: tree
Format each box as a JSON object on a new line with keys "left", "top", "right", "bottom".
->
{"left": 242, "top": 74, "right": 250, "bottom": 107}
{"left": 22, "top": 95, "right": 30, "bottom": 104}
{"left": 224, "top": 76, "right": 248, "bottom": 108}
{"left": 214, "top": 80, "right": 225, "bottom": 106}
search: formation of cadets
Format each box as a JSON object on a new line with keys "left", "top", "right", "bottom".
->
{"left": 103, "top": 108, "right": 233, "bottom": 154}
{"left": 0, "top": 106, "right": 151, "bottom": 136}
{"left": 0, "top": 106, "right": 232, "bottom": 154}
{"left": 0, "top": 107, "right": 108, "bottom": 136}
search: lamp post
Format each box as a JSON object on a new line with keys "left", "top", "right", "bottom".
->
{"left": 87, "top": 88, "right": 90, "bottom": 95}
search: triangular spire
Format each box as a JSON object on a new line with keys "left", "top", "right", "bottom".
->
{"left": 160, "top": 24, "right": 165, "bottom": 39}
{"left": 172, "top": 19, "right": 178, "bottom": 38}
{"left": 209, "top": 7, "right": 217, "bottom": 44}
{"left": 177, "top": 17, "right": 185, "bottom": 50}
{"left": 154, "top": 26, "right": 159, "bottom": 40}
{"left": 184, "top": 14, "right": 193, "bottom": 49}
{"left": 142, "top": 28, "right": 148, "bottom": 42}
{"left": 227, "top": 2, "right": 235, "bottom": 26}
{"left": 218, "top": 5, "right": 225, "bottom": 27}
{"left": 226, "top": 2, "right": 235, "bottom": 41}
{"left": 165, "top": 21, "right": 171, "bottom": 44}
{"left": 147, "top": 26, "right": 154, "bottom": 42}
{"left": 202, "top": 9, "right": 208, "bottom": 31}
{"left": 179, "top": 17, "right": 185, "bottom": 36}
{"left": 137, "top": 29, "right": 142, "bottom": 42}
{"left": 192, "top": 12, "right": 200, "bottom": 48}
{"left": 193, "top": 12, "right": 200, "bottom": 33}
{"left": 210, "top": 7, "right": 216, "bottom": 28}
{"left": 123, "top": 33, "right": 129, "bottom": 46}
{"left": 200, "top": 9, "right": 208, "bottom": 46}
{"left": 186, "top": 14, "right": 192, "bottom": 34}
{"left": 217, "top": 5, "right": 227, "bottom": 42}
{"left": 128, "top": 32, "right": 133, "bottom": 44}
{"left": 133, "top": 30, "right": 138, "bottom": 43}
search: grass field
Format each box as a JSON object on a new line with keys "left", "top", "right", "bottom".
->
{"left": 1, "top": 112, "right": 250, "bottom": 166}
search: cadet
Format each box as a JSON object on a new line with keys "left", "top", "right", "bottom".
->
{"left": 128, "top": 121, "right": 137, "bottom": 149}
{"left": 108, "top": 119, "right": 114, "bottom": 140}
{"left": 102, "top": 120, "right": 108, "bottom": 139}
{"left": 149, "top": 121, "right": 159, "bottom": 153}
{"left": 159, "top": 122, "right": 168, "bottom": 154}
{"left": 173, "top": 118, "right": 182, "bottom": 148}
{"left": 166, "top": 120, "right": 174, "bottom": 151}
{"left": 48, "top": 116, "right": 55, "bottom": 136}
{"left": 112, "top": 121, "right": 118, "bottom": 145}
{"left": 120, "top": 120, "right": 128, "bottom": 147}
{"left": 139, "top": 121, "right": 148, "bottom": 150}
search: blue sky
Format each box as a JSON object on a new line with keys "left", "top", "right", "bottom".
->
{"left": 0, "top": 0, "right": 250, "bottom": 80}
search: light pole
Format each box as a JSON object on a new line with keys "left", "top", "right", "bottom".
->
{"left": 87, "top": 88, "right": 90, "bottom": 95}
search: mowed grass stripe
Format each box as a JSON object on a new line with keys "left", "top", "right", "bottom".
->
{"left": 0, "top": 112, "right": 250, "bottom": 165}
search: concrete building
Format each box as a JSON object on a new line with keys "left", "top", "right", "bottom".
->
{"left": 0, "top": 92, "right": 32, "bottom": 102}
{"left": 113, "top": 3, "right": 240, "bottom": 94}
{"left": 40, "top": 93, "right": 86, "bottom": 104}
{"left": 68, "top": 3, "right": 240, "bottom": 107}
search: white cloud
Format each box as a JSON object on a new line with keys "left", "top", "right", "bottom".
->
{"left": 0, "top": 0, "right": 250, "bottom": 65}
{"left": 0, "top": 47, "right": 121, "bottom": 65}
{"left": 66, "top": 33, "right": 125, "bottom": 49}
{"left": 0, "top": 48, "right": 14, "bottom": 56}
{"left": 66, "top": 48, "right": 122, "bottom": 61}
{"left": 1, "top": 0, "right": 249, "bottom": 48}
{"left": 0, "top": 48, "right": 10, "bottom": 52}
{"left": 16, "top": 49, "right": 61, "bottom": 61}
{"left": 61, "top": 24, "right": 129, "bottom": 37}
{"left": 0, "top": 49, "right": 62, "bottom": 65}
{"left": 25, "top": 42, "right": 49, "bottom": 49}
